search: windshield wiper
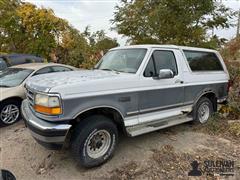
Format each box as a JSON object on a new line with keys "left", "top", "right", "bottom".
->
{"left": 0, "top": 85, "right": 10, "bottom": 87}
{"left": 99, "top": 68, "right": 120, "bottom": 73}
{"left": 99, "top": 68, "right": 133, "bottom": 74}
{"left": 99, "top": 68, "right": 114, "bottom": 71}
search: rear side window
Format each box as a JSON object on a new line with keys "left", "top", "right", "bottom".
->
{"left": 183, "top": 50, "right": 223, "bottom": 71}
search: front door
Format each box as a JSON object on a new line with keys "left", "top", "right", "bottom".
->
{"left": 138, "top": 49, "right": 184, "bottom": 123}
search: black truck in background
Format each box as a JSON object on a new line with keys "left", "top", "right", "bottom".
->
{"left": 0, "top": 54, "right": 44, "bottom": 71}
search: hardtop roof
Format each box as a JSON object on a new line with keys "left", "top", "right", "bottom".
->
{"left": 111, "top": 44, "right": 217, "bottom": 53}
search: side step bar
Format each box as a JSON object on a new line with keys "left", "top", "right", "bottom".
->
{"left": 126, "top": 115, "right": 193, "bottom": 137}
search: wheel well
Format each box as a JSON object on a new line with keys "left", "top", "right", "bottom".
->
{"left": 1, "top": 97, "right": 23, "bottom": 105}
{"left": 202, "top": 92, "right": 217, "bottom": 112}
{"left": 71, "top": 107, "right": 126, "bottom": 134}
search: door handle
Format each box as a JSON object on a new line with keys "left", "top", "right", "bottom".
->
{"left": 175, "top": 79, "right": 184, "bottom": 84}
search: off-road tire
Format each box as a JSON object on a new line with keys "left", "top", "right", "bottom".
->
{"left": 71, "top": 115, "right": 118, "bottom": 168}
{"left": 193, "top": 97, "right": 213, "bottom": 124}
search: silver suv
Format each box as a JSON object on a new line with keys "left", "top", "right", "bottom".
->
{"left": 22, "top": 45, "right": 230, "bottom": 167}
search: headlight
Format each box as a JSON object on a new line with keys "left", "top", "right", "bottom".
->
{"left": 34, "top": 94, "right": 62, "bottom": 115}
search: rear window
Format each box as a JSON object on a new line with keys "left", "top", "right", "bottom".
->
{"left": 183, "top": 50, "right": 223, "bottom": 71}
{"left": 6, "top": 56, "right": 44, "bottom": 65}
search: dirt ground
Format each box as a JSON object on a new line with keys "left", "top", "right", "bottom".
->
{"left": 1, "top": 120, "right": 240, "bottom": 180}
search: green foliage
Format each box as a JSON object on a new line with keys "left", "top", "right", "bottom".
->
{"left": 84, "top": 27, "right": 119, "bottom": 53}
{"left": 0, "top": 1, "right": 69, "bottom": 59}
{"left": 229, "top": 122, "right": 240, "bottom": 137}
{"left": 0, "top": 0, "right": 119, "bottom": 67}
{"left": 112, "top": 0, "right": 235, "bottom": 48}
{"left": 57, "top": 27, "right": 89, "bottom": 67}
{"left": 81, "top": 27, "right": 119, "bottom": 69}
{"left": 0, "top": 0, "right": 21, "bottom": 52}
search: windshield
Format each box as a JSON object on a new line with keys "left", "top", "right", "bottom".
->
{"left": 96, "top": 48, "right": 147, "bottom": 73}
{"left": 0, "top": 68, "right": 33, "bottom": 87}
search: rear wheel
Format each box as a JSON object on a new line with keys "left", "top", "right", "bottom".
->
{"left": 71, "top": 115, "right": 118, "bottom": 168}
{"left": 0, "top": 100, "right": 21, "bottom": 126}
{"left": 194, "top": 97, "right": 213, "bottom": 124}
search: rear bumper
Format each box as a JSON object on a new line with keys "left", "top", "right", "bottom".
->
{"left": 217, "top": 96, "right": 228, "bottom": 105}
{"left": 21, "top": 99, "right": 72, "bottom": 150}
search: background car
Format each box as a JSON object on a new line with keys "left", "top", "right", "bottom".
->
{"left": 0, "top": 63, "right": 76, "bottom": 126}
{"left": 0, "top": 54, "right": 44, "bottom": 71}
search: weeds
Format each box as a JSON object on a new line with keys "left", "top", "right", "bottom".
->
{"left": 202, "top": 113, "right": 228, "bottom": 135}
{"left": 198, "top": 112, "right": 240, "bottom": 140}
{"left": 229, "top": 122, "right": 240, "bottom": 138}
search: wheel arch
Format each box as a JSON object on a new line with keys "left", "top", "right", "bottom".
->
{"left": 1, "top": 96, "right": 23, "bottom": 105}
{"left": 71, "top": 106, "right": 126, "bottom": 134}
{"left": 194, "top": 90, "right": 217, "bottom": 112}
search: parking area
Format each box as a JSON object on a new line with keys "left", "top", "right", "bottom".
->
{"left": 1, "top": 120, "right": 240, "bottom": 180}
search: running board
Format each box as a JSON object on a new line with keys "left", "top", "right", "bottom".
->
{"left": 126, "top": 115, "right": 193, "bottom": 137}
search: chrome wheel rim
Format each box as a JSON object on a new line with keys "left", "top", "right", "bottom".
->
{"left": 198, "top": 102, "right": 210, "bottom": 123}
{"left": 0, "top": 104, "right": 19, "bottom": 124}
{"left": 86, "top": 130, "right": 111, "bottom": 159}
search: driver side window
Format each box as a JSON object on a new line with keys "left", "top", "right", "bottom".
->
{"left": 144, "top": 50, "right": 178, "bottom": 77}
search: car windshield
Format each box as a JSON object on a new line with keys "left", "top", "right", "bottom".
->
{"left": 96, "top": 48, "right": 147, "bottom": 73}
{"left": 0, "top": 68, "right": 33, "bottom": 87}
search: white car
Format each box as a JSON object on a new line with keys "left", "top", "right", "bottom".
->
{"left": 0, "top": 63, "right": 76, "bottom": 126}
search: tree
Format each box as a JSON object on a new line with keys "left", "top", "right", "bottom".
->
{"left": 84, "top": 27, "right": 119, "bottom": 52}
{"left": 56, "top": 27, "right": 90, "bottom": 67}
{"left": 80, "top": 28, "right": 119, "bottom": 69}
{"left": 0, "top": 0, "right": 118, "bottom": 68}
{"left": 17, "top": 3, "right": 69, "bottom": 58}
{"left": 95, "top": 37, "right": 119, "bottom": 53}
{"left": 112, "top": 0, "right": 235, "bottom": 48}
{"left": 0, "top": 1, "right": 69, "bottom": 59}
{"left": 0, "top": 0, "right": 22, "bottom": 51}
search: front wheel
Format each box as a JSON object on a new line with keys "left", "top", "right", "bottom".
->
{"left": 71, "top": 115, "right": 118, "bottom": 168}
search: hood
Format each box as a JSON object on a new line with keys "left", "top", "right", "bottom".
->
{"left": 26, "top": 70, "right": 139, "bottom": 95}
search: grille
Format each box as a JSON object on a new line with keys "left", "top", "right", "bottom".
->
{"left": 26, "top": 87, "right": 35, "bottom": 108}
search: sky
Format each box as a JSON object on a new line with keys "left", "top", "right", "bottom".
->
{"left": 24, "top": 0, "right": 240, "bottom": 46}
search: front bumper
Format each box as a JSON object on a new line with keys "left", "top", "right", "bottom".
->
{"left": 21, "top": 99, "right": 72, "bottom": 150}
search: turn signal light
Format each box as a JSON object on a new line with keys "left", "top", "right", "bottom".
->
{"left": 34, "top": 105, "right": 62, "bottom": 115}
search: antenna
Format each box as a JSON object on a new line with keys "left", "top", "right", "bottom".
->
{"left": 237, "top": 9, "right": 240, "bottom": 38}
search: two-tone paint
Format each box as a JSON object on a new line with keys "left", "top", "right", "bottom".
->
{"left": 22, "top": 45, "right": 229, "bottom": 147}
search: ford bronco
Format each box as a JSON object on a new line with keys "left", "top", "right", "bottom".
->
{"left": 21, "top": 45, "right": 230, "bottom": 167}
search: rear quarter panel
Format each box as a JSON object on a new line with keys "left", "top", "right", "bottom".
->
{"left": 180, "top": 49, "right": 229, "bottom": 103}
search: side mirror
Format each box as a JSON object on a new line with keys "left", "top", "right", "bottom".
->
{"left": 158, "top": 69, "right": 174, "bottom": 79}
